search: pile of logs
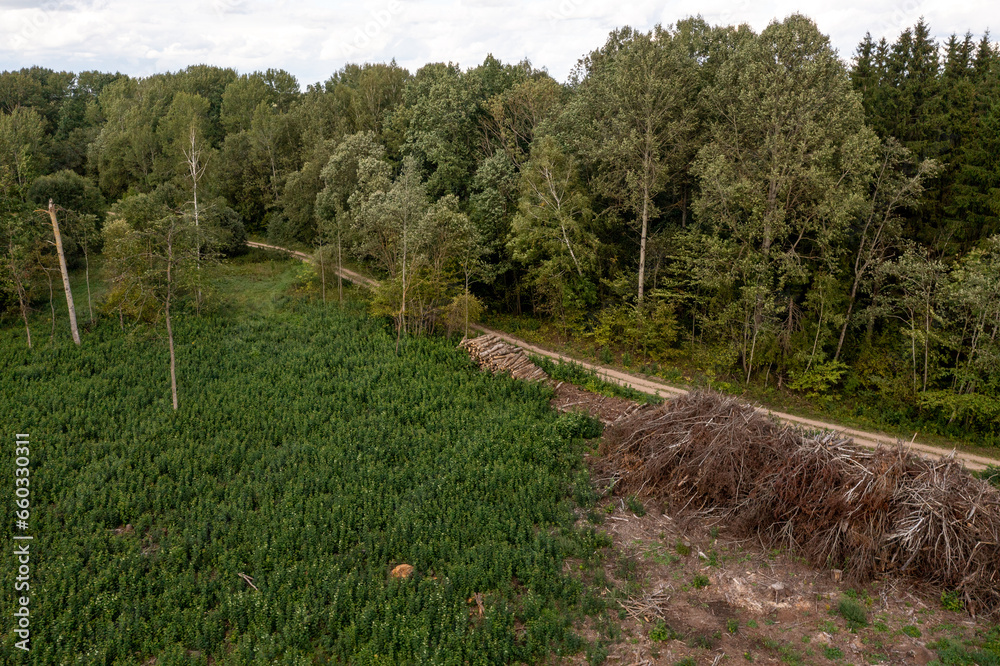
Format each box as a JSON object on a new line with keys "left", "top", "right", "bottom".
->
{"left": 459, "top": 334, "right": 549, "bottom": 381}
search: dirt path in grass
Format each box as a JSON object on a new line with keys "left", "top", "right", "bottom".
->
{"left": 247, "top": 240, "right": 999, "bottom": 472}
{"left": 246, "top": 241, "right": 378, "bottom": 288}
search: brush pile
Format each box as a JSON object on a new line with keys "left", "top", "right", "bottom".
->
{"left": 459, "top": 334, "right": 548, "bottom": 381}
{"left": 597, "top": 391, "right": 1000, "bottom": 617}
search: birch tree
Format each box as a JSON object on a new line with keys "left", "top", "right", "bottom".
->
{"left": 507, "top": 136, "right": 598, "bottom": 336}
{"left": 0, "top": 215, "right": 40, "bottom": 348}
{"left": 162, "top": 93, "right": 213, "bottom": 310}
{"left": 104, "top": 194, "right": 201, "bottom": 409}
{"left": 833, "top": 139, "right": 940, "bottom": 361}
{"left": 316, "top": 131, "right": 386, "bottom": 303}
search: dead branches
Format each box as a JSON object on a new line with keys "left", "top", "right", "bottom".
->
{"left": 598, "top": 391, "right": 1000, "bottom": 617}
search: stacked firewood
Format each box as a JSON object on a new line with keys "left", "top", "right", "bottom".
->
{"left": 459, "top": 334, "right": 549, "bottom": 381}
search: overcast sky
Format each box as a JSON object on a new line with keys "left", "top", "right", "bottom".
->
{"left": 0, "top": 0, "right": 996, "bottom": 87}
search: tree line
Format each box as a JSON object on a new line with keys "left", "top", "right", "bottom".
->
{"left": 2, "top": 15, "right": 1000, "bottom": 435}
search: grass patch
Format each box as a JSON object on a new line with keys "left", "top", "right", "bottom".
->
{"left": 979, "top": 465, "right": 1000, "bottom": 490}
{"left": 530, "top": 356, "right": 662, "bottom": 404}
{"left": 929, "top": 637, "right": 1000, "bottom": 666}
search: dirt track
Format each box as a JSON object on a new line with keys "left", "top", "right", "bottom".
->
{"left": 247, "top": 240, "right": 999, "bottom": 472}
{"left": 247, "top": 241, "right": 378, "bottom": 288}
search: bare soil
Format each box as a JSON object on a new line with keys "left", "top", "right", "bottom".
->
{"left": 550, "top": 381, "right": 647, "bottom": 425}
{"left": 565, "top": 487, "right": 989, "bottom": 666}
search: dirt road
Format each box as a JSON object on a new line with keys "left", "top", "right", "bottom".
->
{"left": 248, "top": 240, "right": 998, "bottom": 471}
{"left": 247, "top": 241, "right": 378, "bottom": 288}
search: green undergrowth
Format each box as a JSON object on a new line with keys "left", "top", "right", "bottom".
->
{"left": 486, "top": 314, "right": 1000, "bottom": 460}
{"left": 978, "top": 465, "right": 1000, "bottom": 490}
{"left": 530, "top": 356, "right": 662, "bottom": 405}
{"left": 1, "top": 290, "right": 609, "bottom": 663}
{"left": 929, "top": 625, "right": 1000, "bottom": 665}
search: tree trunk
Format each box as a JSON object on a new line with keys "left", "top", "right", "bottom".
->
{"left": 21, "top": 304, "right": 31, "bottom": 348}
{"left": 464, "top": 269, "right": 471, "bottom": 340}
{"left": 746, "top": 313, "right": 759, "bottom": 385}
{"left": 45, "top": 200, "right": 81, "bottom": 345}
{"left": 833, "top": 278, "right": 860, "bottom": 362}
{"left": 14, "top": 276, "right": 31, "bottom": 349}
{"left": 84, "top": 244, "right": 93, "bottom": 323}
{"left": 681, "top": 186, "right": 687, "bottom": 227}
{"left": 638, "top": 184, "right": 649, "bottom": 304}
{"left": 396, "top": 216, "right": 407, "bottom": 355}
{"left": 166, "top": 299, "right": 178, "bottom": 411}
{"left": 7, "top": 244, "right": 32, "bottom": 349}
{"left": 806, "top": 288, "right": 826, "bottom": 372}
{"left": 559, "top": 216, "right": 583, "bottom": 276}
{"left": 923, "top": 302, "right": 931, "bottom": 392}
{"left": 319, "top": 240, "right": 326, "bottom": 305}
{"left": 166, "top": 233, "right": 179, "bottom": 411}
{"left": 337, "top": 223, "right": 343, "bottom": 305}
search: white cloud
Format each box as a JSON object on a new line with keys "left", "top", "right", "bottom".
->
{"left": 0, "top": 0, "right": 996, "bottom": 85}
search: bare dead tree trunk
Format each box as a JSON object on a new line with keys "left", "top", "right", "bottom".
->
{"left": 184, "top": 126, "right": 208, "bottom": 315}
{"left": 42, "top": 200, "right": 81, "bottom": 345}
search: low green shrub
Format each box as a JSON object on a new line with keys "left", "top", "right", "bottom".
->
{"left": 836, "top": 598, "right": 868, "bottom": 630}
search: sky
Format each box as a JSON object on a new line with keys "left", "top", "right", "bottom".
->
{"left": 0, "top": 0, "right": 996, "bottom": 87}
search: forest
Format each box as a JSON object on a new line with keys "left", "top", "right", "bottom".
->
{"left": 2, "top": 14, "right": 1000, "bottom": 441}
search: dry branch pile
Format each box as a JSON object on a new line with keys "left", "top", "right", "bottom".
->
{"left": 597, "top": 391, "right": 1000, "bottom": 617}
{"left": 459, "top": 334, "right": 548, "bottom": 381}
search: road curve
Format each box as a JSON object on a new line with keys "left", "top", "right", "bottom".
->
{"left": 247, "top": 240, "right": 998, "bottom": 472}
{"left": 246, "top": 241, "right": 378, "bottom": 288}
